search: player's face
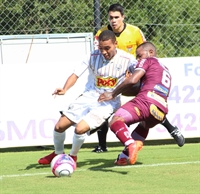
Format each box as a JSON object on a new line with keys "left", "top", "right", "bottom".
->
{"left": 108, "top": 11, "right": 124, "bottom": 33}
{"left": 136, "top": 47, "right": 153, "bottom": 61}
{"left": 99, "top": 39, "right": 117, "bottom": 60}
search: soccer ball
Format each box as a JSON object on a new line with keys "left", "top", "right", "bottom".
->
{"left": 51, "top": 154, "right": 76, "bottom": 177}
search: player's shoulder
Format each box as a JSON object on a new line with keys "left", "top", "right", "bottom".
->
{"left": 117, "top": 48, "right": 133, "bottom": 56}
{"left": 137, "top": 57, "right": 159, "bottom": 67}
{"left": 91, "top": 49, "right": 101, "bottom": 56}
{"left": 126, "top": 23, "right": 141, "bottom": 31}
{"left": 147, "top": 57, "right": 159, "bottom": 61}
{"left": 117, "top": 49, "right": 136, "bottom": 60}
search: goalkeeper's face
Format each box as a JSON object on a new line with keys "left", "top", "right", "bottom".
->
{"left": 108, "top": 11, "right": 124, "bottom": 33}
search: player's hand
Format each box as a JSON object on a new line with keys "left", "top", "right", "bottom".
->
{"left": 52, "top": 88, "right": 66, "bottom": 96}
{"left": 98, "top": 92, "right": 113, "bottom": 102}
{"left": 125, "top": 70, "right": 132, "bottom": 78}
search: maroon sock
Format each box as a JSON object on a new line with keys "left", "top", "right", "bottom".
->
{"left": 110, "top": 120, "right": 133, "bottom": 145}
{"left": 131, "top": 123, "right": 149, "bottom": 142}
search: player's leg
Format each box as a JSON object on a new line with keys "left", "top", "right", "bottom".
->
{"left": 69, "top": 119, "right": 90, "bottom": 164}
{"left": 114, "top": 123, "right": 149, "bottom": 165}
{"left": 161, "top": 117, "right": 185, "bottom": 147}
{"left": 69, "top": 101, "right": 114, "bottom": 166}
{"left": 110, "top": 117, "right": 143, "bottom": 165}
{"left": 38, "top": 115, "right": 75, "bottom": 165}
{"left": 109, "top": 101, "right": 145, "bottom": 165}
{"left": 111, "top": 101, "right": 166, "bottom": 165}
{"left": 92, "top": 120, "right": 109, "bottom": 153}
{"left": 38, "top": 93, "right": 91, "bottom": 165}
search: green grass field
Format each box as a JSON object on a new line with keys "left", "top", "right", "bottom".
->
{"left": 0, "top": 142, "right": 199, "bottom": 194}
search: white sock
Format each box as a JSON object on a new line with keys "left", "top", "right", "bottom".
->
{"left": 70, "top": 133, "right": 86, "bottom": 156}
{"left": 119, "top": 152, "right": 129, "bottom": 159}
{"left": 54, "top": 130, "right": 66, "bottom": 154}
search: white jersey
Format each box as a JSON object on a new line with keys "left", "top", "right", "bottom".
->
{"left": 74, "top": 49, "right": 137, "bottom": 93}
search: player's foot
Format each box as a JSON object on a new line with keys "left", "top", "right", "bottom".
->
{"left": 69, "top": 155, "right": 77, "bottom": 169}
{"left": 92, "top": 146, "right": 108, "bottom": 153}
{"left": 127, "top": 141, "right": 143, "bottom": 165}
{"left": 38, "top": 151, "right": 58, "bottom": 165}
{"left": 114, "top": 155, "right": 128, "bottom": 166}
{"left": 69, "top": 155, "right": 77, "bottom": 162}
{"left": 170, "top": 126, "right": 185, "bottom": 147}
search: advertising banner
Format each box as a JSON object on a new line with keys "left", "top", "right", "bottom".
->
{"left": 0, "top": 57, "right": 199, "bottom": 148}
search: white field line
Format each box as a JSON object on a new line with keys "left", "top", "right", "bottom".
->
{"left": 0, "top": 161, "right": 199, "bottom": 179}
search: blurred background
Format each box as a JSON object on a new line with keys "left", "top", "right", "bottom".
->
{"left": 0, "top": 0, "right": 199, "bottom": 57}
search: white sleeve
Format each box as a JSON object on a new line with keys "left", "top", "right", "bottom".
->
{"left": 73, "top": 54, "right": 90, "bottom": 77}
{"left": 128, "top": 57, "right": 138, "bottom": 73}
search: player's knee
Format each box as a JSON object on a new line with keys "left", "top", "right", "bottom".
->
{"left": 109, "top": 116, "right": 124, "bottom": 128}
{"left": 75, "top": 125, "right": 88, "bottom": 135}
{"left": 54, "top": 123, "right": 65, "bottom": 133}
{"left": 75, "top": 128, "right": 85, "bottom": 135}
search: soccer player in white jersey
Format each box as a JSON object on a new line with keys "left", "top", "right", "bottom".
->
{"left": 38, "top": 30, "right": 137, "bottom": 166}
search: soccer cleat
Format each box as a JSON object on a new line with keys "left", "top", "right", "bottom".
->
{"left": 170, "top": 126, "right": 185, "bottom": 147}
{"left": 92, "top": 146, "right": 108, "bottom": 153}
{"left": 127, "top": 141, "right": 143, "bottom": 165}
{"left": 38, "top": 151, "right": 58, "bottom": 165}
{"left": 114, "top": 155, "right": 128, "bottom": 166}
{"left": 69, "top": 155, "right": 77, "bottom": 169}
{"left": 69, "top": 155, "right": 77, "bottom": 163}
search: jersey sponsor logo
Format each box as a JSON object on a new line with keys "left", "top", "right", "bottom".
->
{"left": 134, "top": 106, "right": 141, "bottom": 116}
{"left": 126, "top": 44, "right": 133, "bottom": 53}
{"left": 154, "top": 84, "right": 169, "bottom": 96}
{"left": 96, "top": 76, "right": 117, "bottom": 88}
{"left": 150, "top": 104, "right": 164, "bottom": 121}
{"left": 147, "top": 91, "right": 167, "bottom": 108}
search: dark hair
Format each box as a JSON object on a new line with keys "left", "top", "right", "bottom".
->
{"left": 98, "top": 30, "right": 116, "bottom": 43}
{"left": 137, "top": 42, "right": 156, "bottom": 52}
{"left": 107, "top": 3, "right": 124, "bottom": 15}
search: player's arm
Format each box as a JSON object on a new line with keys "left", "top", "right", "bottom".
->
{"left": 52, "top": 73, "right": 78, "bottom": 96}
{"left": 52, "top": 53, "right": 90, "bottom": 96}
{"left": 121, "top": 78, "right": 141, "bottom": 96}
{"left": 113, "top": 69, "right": 144, "bottom": 97}
{"left": 120, "top": 70, "right": 139, "bottom": 96}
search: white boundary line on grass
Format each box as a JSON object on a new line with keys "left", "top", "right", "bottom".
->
{"left": 0, "top": 160, "right": 199, "bottom": 179}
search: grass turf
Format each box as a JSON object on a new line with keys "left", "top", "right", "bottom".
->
{"left": 0, "top": 141, "right": 199, "bottom": 194}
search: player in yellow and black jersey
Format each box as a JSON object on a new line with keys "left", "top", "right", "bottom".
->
{"left": 95, "top": 23, "right": 146, "bottom": 57}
